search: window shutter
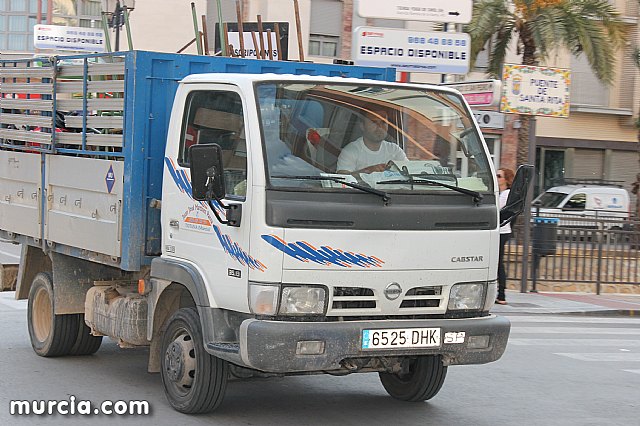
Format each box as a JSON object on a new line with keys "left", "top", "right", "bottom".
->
{"left": 572, "top": 149, "right": 604, "bottom": 180}
{"left": 570, "top": 55, "right": 609, "bottom": 107}
{"left": 310, "top": 0, "right": 343, "bottom": 36}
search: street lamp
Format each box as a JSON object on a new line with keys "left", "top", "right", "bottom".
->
{"left": 101, "top": 0, "right": 135, "bottom": 51}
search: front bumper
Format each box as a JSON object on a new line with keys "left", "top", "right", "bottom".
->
{"left": 236, "top": 315, "right": 510, "bottom": 373}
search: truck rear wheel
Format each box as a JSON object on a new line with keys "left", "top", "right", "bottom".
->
{"left": 69, "top": 315, "right": 102, "bottom": 356}
{"left": 160, "top": 307, "right": 228, "bottom": 413}
{"left": 379, "top": 355, "right": 447, "bottom": 402}
{"left": 27, "top": 272, "right": 79, "bottom": 357}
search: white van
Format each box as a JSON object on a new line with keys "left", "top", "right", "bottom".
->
{"left": 532, "top": 185, "right": 630, "bottom": 228}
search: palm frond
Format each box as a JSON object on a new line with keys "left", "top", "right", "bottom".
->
{"left": 488, "top": 22, "right": 516, "bottom": 78}
{"left": 466, "top": 0, "right": 514, "bottom": 67}
{"left": 554, "top": 0, "right": 625, "bottom": 84}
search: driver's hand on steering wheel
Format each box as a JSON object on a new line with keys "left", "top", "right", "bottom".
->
{"left": 359, "top": 163, "right": 387, "bottom": 173}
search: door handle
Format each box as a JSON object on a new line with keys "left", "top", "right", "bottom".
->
{"left": 169, "top": 220, "right": 179, "bottom": 228}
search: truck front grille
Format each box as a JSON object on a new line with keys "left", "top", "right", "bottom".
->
{"left": 400, "top": 286, "right": 443, "bottom": 309}
{"left": 329, "top": 285, "right": 444, "bottom": 316}
{"left": 332, "top": 287, "right": 376, "bottom": 310}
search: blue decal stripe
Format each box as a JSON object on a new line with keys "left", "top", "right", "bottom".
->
{"left": 214, "top": 225, "right": 266, "bottom": 272}
{"left": 164, "top": 156, "right": 266, "bottom": 272}
{"left": 261, "top": 235, "right": 384, "bottom": 268}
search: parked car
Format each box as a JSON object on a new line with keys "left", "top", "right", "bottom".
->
{"left": 532, "top": 184, "right": 630, "bottom": 229}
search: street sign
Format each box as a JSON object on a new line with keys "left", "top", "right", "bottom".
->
{"left": 353, "top": 27, "right": 470, "bottom": 74}
{"left": 357, "top": 0, "right": 473, "bottom": 24}
{"left": 214, "top": 22, "right": 289, "bottom": 60}
{"left": 473, "top": 111, "right": 505, "bottom": 129}
{"left": 501, "top": 64, "right": 571, "bottom": 118}
{"left": 442, "top": 80, "right": 501, "bottom": 107}
{"left": 34, "top": 25, "right": 105, "bottom": 52}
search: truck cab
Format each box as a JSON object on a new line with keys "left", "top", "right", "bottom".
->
{"left": 157, "top": 74, "right": 512, "bottom": 411}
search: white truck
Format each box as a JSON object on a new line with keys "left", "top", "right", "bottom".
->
{"left": 0, "top": 51, "right": 531, "bottom": 413}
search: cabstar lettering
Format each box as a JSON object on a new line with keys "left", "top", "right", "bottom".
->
{"left": 451, "top": 256, "right": 484, "bottom": 262}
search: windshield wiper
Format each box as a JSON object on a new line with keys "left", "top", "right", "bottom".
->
{"left": 376, "top": 178, "right": 483, "bottom": 204}
{"left": 272, "top": 175, "right": 390, "bottom": 204}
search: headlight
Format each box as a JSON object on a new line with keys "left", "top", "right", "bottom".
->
{"left": 484, "top": 280, "right": 498, "bottom": 311}
{"left": 249, "top": 283, "right": 279, "bottom": 315}
{"left": 448, "top": 282, "right": 485, "bottom": 310}
{"left": 279, "top": 286, "right": 326, "bottom": 315}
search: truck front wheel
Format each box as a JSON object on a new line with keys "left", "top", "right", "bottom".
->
{"left": 160, "top": 307, "right": 228, "bottom": 413}
{"left": 379, "top": 355, "right": 447, "bottom": 402}
{"left": 27, "top": 272, "right": 79, "bottom": 357}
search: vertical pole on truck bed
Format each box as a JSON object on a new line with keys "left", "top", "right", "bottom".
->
{"left": 201, "top": 15, "right": 210, "bottom": 55}
{"left": 274, "top": 23, "right": 283, "bottom": 61}
{"left": 251, "top": 31, "right": 259, "bottom": 59}
{"left": 293, "top": 0, "right": 304, "bottom": 62}
{"left": 46, "top": 0, "right": 52, "bottom": 24}
{"left": 266, "top": 29, "right": 274, "bottom": 60}
{"left": 81, "top": 58, "right": 88, "bottom": 151}
{"left": 51, "top": 58, "right": 58, "bottom": 151}
{"left": 191, "top": 2, "right": 203, "bottom": 55}
{"left": 216, "top": 0, "right": 226, "bottom": 56}
{"left": 257, "top": 15, "right": 265, "bottom": 59}
{"left": 124, "top": 7, "right": 133, "bottom": 50}
{"left": 223, "top": 23, "right": 230, "bottom": 57}
{"left": 101, "top": 13, "right": 112, "bottom": 53}
{"left": 236, "top": 1, "right": 245, "bottom": 57}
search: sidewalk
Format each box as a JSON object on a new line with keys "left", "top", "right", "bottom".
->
{"left": 491, "top": 290, "right": 640, "bottom": 316}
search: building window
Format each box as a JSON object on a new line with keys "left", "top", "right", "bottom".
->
{"left": 309, "top": 0, "right": 342, "bottom": 58}
{"left": 570, "top": 54, "right": 609, "bottom": 107}
{"left": 11, "top": 0, "right": 28, "bottom": 12}
{"left": 309, "top": 34, "right": 339, "bottom": 57}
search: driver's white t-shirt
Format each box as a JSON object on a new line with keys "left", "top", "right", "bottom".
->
{"left": 336, "top": 138, "right": 407, "bottom": 172}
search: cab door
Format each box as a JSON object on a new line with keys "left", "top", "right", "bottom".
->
{"left": 163, "top": 86, "right": 253, "bottom": 310}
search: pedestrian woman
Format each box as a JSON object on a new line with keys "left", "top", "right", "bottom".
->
{"left": 496, "top": 168, "right": 515, "bottom": 305}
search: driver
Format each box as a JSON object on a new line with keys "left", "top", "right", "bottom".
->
{"left": 336, "top": 109, "right": 407, "bottom": 174}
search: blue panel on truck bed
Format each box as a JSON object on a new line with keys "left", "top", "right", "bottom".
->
{"left": 0, "top": 50, "right": 394, "bottom": 271}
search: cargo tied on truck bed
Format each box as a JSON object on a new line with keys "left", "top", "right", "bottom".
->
{"left": 0, "top": 50, "right": 532, "bottom": 414}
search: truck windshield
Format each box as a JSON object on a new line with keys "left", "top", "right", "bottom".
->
{"left": 256, "top": 82, "right": 494, "bottom": 195}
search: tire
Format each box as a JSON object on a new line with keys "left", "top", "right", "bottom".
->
{"left": 379, "top": 356, "right": 447, "bottom": 402}
{"left": 160, "top": 307, "right": 228, "bottom": 414}
{"left": 27, "top": 272, "right": 79, "bottom": 357}
{"left": 68, "top": 315, "right": 102, "bottom": 356}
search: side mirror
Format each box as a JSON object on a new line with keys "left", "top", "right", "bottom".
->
{"left": 500, "top": 164, "right": 535, "bottom": 226}
{"left": 189, "top": 144, "right": 226, "bottom": 201}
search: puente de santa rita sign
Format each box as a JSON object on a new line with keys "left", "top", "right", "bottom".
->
{"left": 500, "top": 64, "right": 571, "bottom": 118}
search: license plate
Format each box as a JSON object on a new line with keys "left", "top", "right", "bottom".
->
{"left": 362, "top": 328, "right": 441, "bottom": 350}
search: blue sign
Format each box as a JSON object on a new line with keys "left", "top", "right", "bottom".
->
{"left": 105, "top": 165, "right": 115, "bottom": 194}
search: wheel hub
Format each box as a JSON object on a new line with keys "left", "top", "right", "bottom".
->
{"left": 164, "top": 333, "right": 196, "bottom": 388}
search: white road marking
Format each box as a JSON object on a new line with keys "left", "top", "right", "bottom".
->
{"left": 509, "top": 339, "right": 640, "bottom": 346}
{"left": 555, "top": 353, "right": 640, "bottom": 362}
{"left": 511, "top": 327, "right": 640, "bottom": 335}
{"left": 508, "top": 316, "right": 640, "bottom": 324}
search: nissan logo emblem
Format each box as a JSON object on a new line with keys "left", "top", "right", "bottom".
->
{"left": 384, "top": 283, "right": 402, "bottom": 301}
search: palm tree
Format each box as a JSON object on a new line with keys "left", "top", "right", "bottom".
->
{"left": 466, "top": 0, "right": 627, "bottom": 166}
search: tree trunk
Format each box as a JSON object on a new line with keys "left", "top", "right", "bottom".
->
{"left": 516, "top": 29, "right": 537, "bottom": 167}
